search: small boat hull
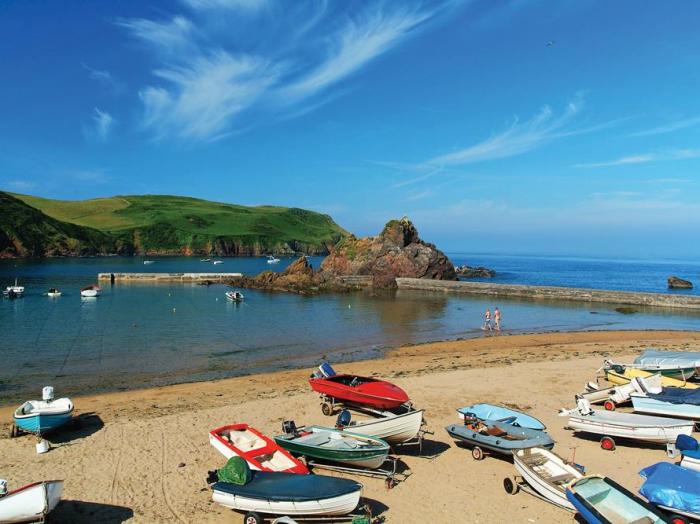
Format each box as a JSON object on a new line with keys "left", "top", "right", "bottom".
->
{"left": 0, "top": 480, "right": 63, "bottom": 523}
{"left": 13, "top": 398, "right": 74, "bottom": 435}
{"left": 631, "top": 392, "right": 700, "bottom": 420}
{"left": 274, "top": 426, "right": 390, "bottom": 470}
{"left": 445, "top": 421, "right": 554, "bottom": 456}
{"left": 341, "top": 409, "right": 424, "bottom": 445}
{"left": 211, "top": 472, "right": 361, "bottom": 517}
{"left": 80, "top": 285, "right": 101, "bottom": 297}
{"left": 513, "top": 447, "right": 582, "bottom": 509}
{"left": 606, "top": 367, "right": 699, "bottom": 389}
{"left": 566, "top": 475, "right": 666, "bottom": 524}
{"left": 309, "top": 374, "right": 409, "bottom": 410}
{"left": 457, "top": 403, "right": 546, "bottom": 430}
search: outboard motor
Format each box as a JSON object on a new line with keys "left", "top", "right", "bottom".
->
{"left": 335, "top": 409, "right": 351, "bottom": 429}
{"left": 282, "top": 420, "right": 298, "bottom": 437}
{"left": 676, "top": 434, "right": 698, "bottom": 452}
{"left": 462, "top": 412, "right": 478, "bottom": 426}
{"left": 0, "top": 479, "right": 7, "bottom": 497}
{"left": 576, "top": 398, "right": 592, "bottom": 415}
{"left": 318, "top": 362, "right": 336, "bottom": 378}
{"left": 42, "top": 386, "right": 54, "bottom": 403}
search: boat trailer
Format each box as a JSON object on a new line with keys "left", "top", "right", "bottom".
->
{"left": 306, "top": 456, "right": 409, "bottom": 489}
{"left": 502, "top": 474, "right": 576, "bottom": 512}
{"left": 317, "top": 395, "right": 432, "bottom": 455}
{"left": 241, "top": 501, "right": 374, "bottom": 524}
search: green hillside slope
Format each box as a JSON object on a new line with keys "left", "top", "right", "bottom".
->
{"left": 5, "top": 192, "right": 347, "bottom": 257}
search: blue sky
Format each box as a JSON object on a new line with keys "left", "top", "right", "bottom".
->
{"left": 1, "top": 1, "right": 700, "bottom": 258}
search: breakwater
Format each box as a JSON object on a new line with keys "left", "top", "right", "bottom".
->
{"left": 396, "top": 278, "right": 700, "bottom": 310}
{"left": 98, "top": 272, "right": 243, "bottom": 283}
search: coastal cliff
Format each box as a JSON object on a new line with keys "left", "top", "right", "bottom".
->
{"left": 237, "top": 217, "right": 457, "bottom": 292}
{"left": 1, "top": 191, "right": 346, "bottom": 257}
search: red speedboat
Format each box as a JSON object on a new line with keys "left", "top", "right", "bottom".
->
{"left": 209, "top": 424, "right": 309, "bottom": 474}
{"left": 309, "top": 363, "right": 410, "bottom": 411}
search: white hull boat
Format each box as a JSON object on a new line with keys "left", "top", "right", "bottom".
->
{"left": 580, "top": 375, "right": 662, "bottom": 408}
{"left": 80, "top": 285, "right": 101, "bottom": 297}
{"left": 510, "top": 447, "right": 583, "bottom": 509}
{"left": 3, "top": 279, "right": 24, "bottom": 297}
{"left": 213, "top": 260, "right": 223, "bottom": 265}
{"left": 560, "top": 399, "right": 694, "bottom": 447}
{"left": 630, "top": 378, "right": 700, "bottom": 419}
{"left": 212, "top": 489, "right": 360, "bottom": 517}
{"left": 267, "top": 256, "right": 281, "bottom": 264}
{"left": 680, "top": 454, "right": 700, "bottom": 472}
{"left": 46, "top": 288, "right": 61, "bottom": 298}
{"left": 335, "top": 408, "right": 424, "bottom": 445}
{"left": 0, "top": 480, "right": 63, "bottom": 523}
{"left": 225, "top": 291, "right": 245, "bottom": 302}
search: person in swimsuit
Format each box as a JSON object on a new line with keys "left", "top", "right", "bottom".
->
{"left": 494, "top": 307, "right": 501, "bottom": 332}
{"left": 483, "top": 308, "right": 492, "bottom": 331}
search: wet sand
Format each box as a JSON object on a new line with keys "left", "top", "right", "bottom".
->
{"left": 1, "top": 330, "right": 699, "bottom": 523}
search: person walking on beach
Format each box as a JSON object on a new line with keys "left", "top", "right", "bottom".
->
{"left": 483, "top": 308, "right": 492, "bottom": 331}
{"left": 494, "top": 307, "right": 501, "bottom": 332}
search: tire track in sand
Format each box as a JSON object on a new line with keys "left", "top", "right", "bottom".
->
{"left": 160, "top": 423, "right": 186, "bottom": 523}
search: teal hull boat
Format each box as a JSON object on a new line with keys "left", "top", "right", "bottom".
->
{"left": 13, "top": 397, "right": 73, "bottom": 436}
{"left": 274, "top": 423, "right": 390, "bottom": 470}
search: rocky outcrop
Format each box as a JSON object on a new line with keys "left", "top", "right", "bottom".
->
{"left": 455, "top": 265, "right": 496, "bottom": 278}
{"left": 668, "top": 276, "right": 693, "bottom": 289}
{"left": 315, "top": 217, "right": 456, "bottom": 288}
{"left": 235, "top": 217, "right": 456, "bottom": 293}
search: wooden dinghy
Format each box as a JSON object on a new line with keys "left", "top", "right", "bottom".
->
{"left": 506, "top": 447, "right": 583, "bottom": 509}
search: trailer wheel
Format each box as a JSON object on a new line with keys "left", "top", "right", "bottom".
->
{"left": 321, "top": 402, "right": 334, "bottom": 416}
{"left": 243, "top": 512, "right": 263, "bottom": 524}
{"left": 385, "top": 477, "right": 396, "bottom": 489}
{"left": 670, "top": 515, "right": 689, "bottom": 524}
{"left": 472, "top": 446, "right": 485, "bottom": 460}
{"left": 603, "top": 400, "right": 616, "bottom": 411}
{"left": 503, "top": 476, "right": 519, "bottom": 495}
{"left": 600, "top": 436, "right": 616, "bottom": 451}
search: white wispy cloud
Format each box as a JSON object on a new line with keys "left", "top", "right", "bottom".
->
{"left": 82, "top": 63, "right": 124, "bottom": 93}
{"left": 119, "top": 2, "right": 448, "bottom": 142}
{"left": 574, "top": 149, "right": 700, "bottom": 168}
{"left": 84, "top": 108, "right": 115, "bottom": 142}
{"left": 629, "top": 116, "right": 700, "bottom": 137}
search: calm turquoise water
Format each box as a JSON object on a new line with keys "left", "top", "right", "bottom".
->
{"left": 1, "top": 255, "right": 700, "bottom": 404}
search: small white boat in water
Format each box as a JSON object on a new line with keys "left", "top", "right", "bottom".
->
{"left": 46, "top": 288, "right": 61, "bottom": 298}
{"left": 80, "top": 285, "right": 101, "bottom": 297}
{"left": 200, "top": 258, "right": 211, "bottom": 262}
{"left": 143, "top": 260, "right": 155, "bottom": 265}
{"left": 0, "top": 479, "right": 63, "bottom": 523}
{"left": 560, "top": 399, "right": 694, "bottom": 450}
{"left": 213, "top": 260, "right": 223, "bottom": 265}
{"left": 225, "top": 291, "right": 244, "bottom": 302}
{"left": 267, "top": 255, "right": 281, "bottom": 264}
{"left": 3, "top": 279, "right": 24, "bottom": 297}
{"left": 507, "top": 447, "right": 583, "bottom": 509}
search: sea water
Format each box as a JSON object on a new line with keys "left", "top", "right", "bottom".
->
{"left": 1, "top": 255, "right": 699, "bottom": 403}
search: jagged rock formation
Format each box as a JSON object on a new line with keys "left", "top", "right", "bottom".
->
{"left": 668, "top": 276, "right": 693, "bottom": 289}
{"left": 455, "top": 265, "right": 496, "bottom": 278}
{"left": 236, "top": 218, "right": 457, "bottom": 292}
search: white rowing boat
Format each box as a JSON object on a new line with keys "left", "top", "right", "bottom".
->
{"left": 0, "top": 480, "right": 63, "bottom": 523}
{"left": 334, "top": 407, "right": 424, "bottom": 445}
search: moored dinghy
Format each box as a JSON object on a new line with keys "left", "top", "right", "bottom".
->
{"left": 456, "top": 403, "right": 546, "bottom": 430}
{"left": 274, "top": 422, "right": 390, "bottom": 470}
{"left": 445, "top": 414, "right": 554, "bottom": 461}
{"left": 210, "top": 457, "right": 363, "bottom": 522}
{"left": 0, "top": 479, "right": 63, "bottom": 523}
{"left": 12, "top": 387, "right": 73, "bottom": 437}
{"left": 560, "top": 398, "right": 694, "bottom": 450}
{"left": 505, "top": 447, "right": 583, "bottom": 509}
{"left": 225, "top": 290, "right": 245, "bottom": 302}
{"left": 46, "top": 288, "right": 61, "bottom": 298}
{"left": 209, "top": 424, "right": 308, "bottom": 474}
{"left": 80, "top": 285, "right": 101, "bottom": 297}
{"left": 566, "top": 475, "right": 667, "bottom": 524}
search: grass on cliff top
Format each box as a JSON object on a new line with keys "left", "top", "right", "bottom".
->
{"left": 11, "top": 193, "right": 348, "bottom": 244}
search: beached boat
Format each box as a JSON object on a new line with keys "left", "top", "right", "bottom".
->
{"left": 0, "top": 480, "right": 63, "bottom": 523}
{"left": 636, "top": 349, "right": 700, "bottom": 369}
{"left": 604, "top": 357, "right": 697, "bottom": 381}
{"left": 225, "top": 290, "right": 245, "bottom": 302}
{"left": 506, "top": 447, "right": 583, "bottom": 509}
{"left": 274, "top": 423, "right": 390, "bottom": 470}
{"left": 309, "top": 363, "right": 409, "bottom": 412}
{"left": 80, "top": 285, "right": 101, "bottom": 297}
{"left": 445, "top": 416, "right": 554, "bottom": 460}
{"left": 266, "top": 255, "right": 281, "bottom": 264}
{"left": 580, "top": 375, "right": 662, "bottom": 410}
{"left": 560, "top": 399, "right": 693, "bottom": 450}
{"left": 566, "top": 475, "right": 667, "bottom": 524}
{"left": 209, "top": 424, "right": 308, "bottom": 474}
{"left": 334, "top": 407, "right": 424, "bottom": 445}
{"left": 211, "top": 470, "right": 362, "bottom": 521}
{"left": 605, "top": 365, "right": 699, "bottom": 389}
{"left": 46, "top": 288, "right": 61, "bottom": 298}
{"left": 639, "top": 462, "right": 700, "bottom": 524}
{"left": 630, "top": 380, "right": 700, "bottom": 419}
{"left": 456, "top": 403, "right": 546, "bottom": 430}
{"left": 676, "top": 435, "right": 700, "bottom": 473}
{"left": 12, "top": 388, "right": 73, "bottom": 436}
{"left": 3, "top": 279, "right": 24, "bottom": 298}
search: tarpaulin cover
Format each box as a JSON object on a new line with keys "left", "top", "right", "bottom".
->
{"left": 648, "top": 387, "right": 700, "bottom": 406}
{"left": 217, "top": 456, "right": 251, "bottom": 485}
{"left": 676, "top": 434, "right": 700, "bottom": 459}
{"left": 634, "top": 349, "right": 700, "bottom": 367}
{"left": 639, "top": 462, "right": 700, "bottom": 516}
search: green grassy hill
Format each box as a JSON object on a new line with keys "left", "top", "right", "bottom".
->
{"left": 2, "top": 192, "right": 348, "bottom": 257}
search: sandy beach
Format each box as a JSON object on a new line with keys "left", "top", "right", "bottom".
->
{"left": 2, "top": 329, "right": 700, "bottom": 523}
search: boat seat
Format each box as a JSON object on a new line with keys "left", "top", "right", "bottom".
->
{"left": 547, "top": 473, "right": 574, "bottom": 485}
{"left": 522, "top": 455, "right": 548, "bottom": 467}
{"left": 296, "top": 434, "right": 331, "bottom": 447}
{"left": 487, "top": 427, "right": 508, "bottom": 437}
{"left": 629, "top": 519, "right": 654, "bottom": 524}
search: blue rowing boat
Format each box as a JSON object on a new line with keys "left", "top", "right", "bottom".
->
{"left": 13, "top": 397, "right": 73, "bottom": 436}
{"left": 456, "top": 403, "right": 546, "bottom": 430}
